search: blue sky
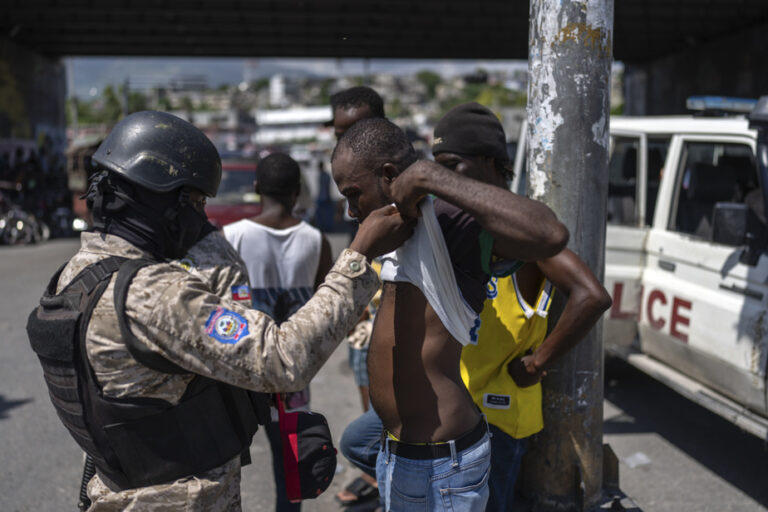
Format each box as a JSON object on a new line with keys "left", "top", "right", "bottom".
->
{"left": 68, "top": 57, "right": 528, "bottom": 99}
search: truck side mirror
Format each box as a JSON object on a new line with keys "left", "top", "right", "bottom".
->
{"left": 712, "top": 202, "right": 766, "bottom": 265}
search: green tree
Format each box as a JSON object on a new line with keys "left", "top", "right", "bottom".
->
{"left": 101, "top": 85, "right": 123, "bottom": 123}
{"left": 439, "top": 83, "right": 525, "bottom": 119}
{"left": 474, "top": 84, "right": 525, "bottom": 108}
{"left": 251, "top": 78, "right": 270, "bottom": 91}
{"left": 389, "top": 97, "right": 404, "bottom": 118}
{"left": 157, "top": 97, "right": 173, "bottom": 111}
{"left": 439, "top": 82, "right": 485, "bottom": 113}
{"left": 416, "top": 70, "right": 442, "bottom": 100}
{"left": 65, "top": 98, "right": 77, "bottom": 126}
{"left": 72, "top": 98, "right": 99, "bottom": 124}
{"left": 127, "top": 91, "right": 147, "bottom": 114}
{"left": 318, "top": 78, "right": 335, "bottom": 104}
{"left": 180, "top": 96, "right": 195, "bottom": 114}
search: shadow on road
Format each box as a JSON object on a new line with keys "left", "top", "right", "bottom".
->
{"left": 0, "top": 395, "right": 33, "bottom": 420}
{"left": 604, "top": 358, "right": 768, "bottom": 507}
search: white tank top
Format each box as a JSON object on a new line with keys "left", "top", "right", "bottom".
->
{"left": 379, "top": 197, "right": 478, "bottom": 346}
{"left": 223, "top": 219, "right": 322, "bottom": 321}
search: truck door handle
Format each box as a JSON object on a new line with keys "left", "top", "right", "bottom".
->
{"left": 658, "top": 260, "right": 676, "bottom": 272}
{"left": 718, "top": 283, "right": 764, "bottom": 301}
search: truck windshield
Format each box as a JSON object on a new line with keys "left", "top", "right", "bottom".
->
{"left": 673, "top": 142, "right": 759, "bottom": 239}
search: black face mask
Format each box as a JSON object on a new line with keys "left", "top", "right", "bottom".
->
{"left": 165, "top": 201, "right": 208, "bottom": 259}
{"left": 86, "top": 172, "right": 209, "bottom": 260}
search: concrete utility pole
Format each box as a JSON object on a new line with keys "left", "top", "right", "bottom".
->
{"left": 523, "top": 1, "right": 614, "bottom": 510}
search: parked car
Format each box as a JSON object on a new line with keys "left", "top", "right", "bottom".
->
{"left": 205, "top": 160, "right": 262, "bottom": 228}
{"left": 512, "top": 98, "right": 768, "bottom": 440}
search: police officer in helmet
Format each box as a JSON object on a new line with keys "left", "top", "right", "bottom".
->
{"left": 27, "top": 111, "right": 414, "bottom": 510}
{"left": 85, "top": 110, "right": 221, "bottom": 261}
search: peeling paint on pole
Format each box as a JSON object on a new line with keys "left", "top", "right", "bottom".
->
{"left": 524, "top": 1, "right": 614, "bottom": 510}
{"left": 527, "top": 0, "right": 562, "bottom": 200}
{"left": 528, "top": 0, "right": 613, "bottom": 202}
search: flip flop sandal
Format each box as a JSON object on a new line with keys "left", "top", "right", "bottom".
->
{"left": 335, "top": 476, "right": 379, "bottom": 506}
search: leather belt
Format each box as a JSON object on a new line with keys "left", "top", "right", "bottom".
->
{"left": 380, "top": 419, "right": 487, "bottom": 460}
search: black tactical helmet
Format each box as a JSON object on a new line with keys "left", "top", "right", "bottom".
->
{"left": 92, "top": 111, "right": 222, "bottom": 197}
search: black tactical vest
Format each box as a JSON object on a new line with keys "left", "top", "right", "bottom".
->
{"left": 27, "top": 256, "right": 269, "bottom": 491}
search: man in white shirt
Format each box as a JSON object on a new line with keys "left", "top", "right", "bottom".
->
{"left": 224, "top": 152, "right": 332, "bottom": 512}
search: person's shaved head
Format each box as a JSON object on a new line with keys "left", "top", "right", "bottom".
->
{"left": 332, "top": 117, "right": 417, "bottom": 174}
{"left": 256, "top": 152, "right": 301, "bottom": 198}
{"left": 331, "top": 118, "right": 417, "bottom": 222}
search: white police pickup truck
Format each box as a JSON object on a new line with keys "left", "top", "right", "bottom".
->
{"left": 513, "top": 97, "right": 768, "bottom": 439}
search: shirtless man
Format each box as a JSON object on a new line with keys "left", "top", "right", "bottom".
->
{"left": 331, "top": 117, "right": 568, "bottom": 511}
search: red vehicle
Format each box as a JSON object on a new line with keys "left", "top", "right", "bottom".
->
{"left": 205, "top": 160, "right": 262, "bottom": 229}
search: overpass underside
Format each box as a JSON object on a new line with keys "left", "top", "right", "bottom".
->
{"left": 1, "top": 0, "right": 768, "bottom": 145}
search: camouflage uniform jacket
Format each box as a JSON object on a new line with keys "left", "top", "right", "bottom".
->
{"left": 57, "top": 231, "right": 378, "bottom": 511}
{"left": 179, "top": 229, "right": 251, "bottom": 298}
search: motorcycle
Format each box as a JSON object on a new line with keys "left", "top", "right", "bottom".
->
{"left": 0, "top": 204, "right": 48, "bottom": 245}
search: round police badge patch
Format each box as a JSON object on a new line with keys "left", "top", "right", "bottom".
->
{"left": 205, "top": 307, "right": 250, "bottom": 344}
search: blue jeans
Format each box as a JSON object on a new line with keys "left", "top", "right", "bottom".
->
{"left": 339, "top": 407, "right": 383, "bottom": 479}
{"left": 486, "top": 424, "right": 528, "bottom": 512}
{"left": 376, "top": 428, "right": 491, "bottom": 512}
{"left": 348, "top": 345, "right": 370, "bottom": 387}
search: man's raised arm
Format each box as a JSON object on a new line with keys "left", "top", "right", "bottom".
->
{"left": 388, "top": 159, "right": 568, "bottom": 262}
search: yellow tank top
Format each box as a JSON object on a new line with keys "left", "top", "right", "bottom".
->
{"left": 460, "top": 274, "right": 553, "bottom": 439}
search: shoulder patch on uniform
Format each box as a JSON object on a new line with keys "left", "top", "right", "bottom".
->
{"left": 231, "top": 284, "right": 252, "bottom": 302}
{"left": 205, "top": 307, "right": 249, "bottom": 344}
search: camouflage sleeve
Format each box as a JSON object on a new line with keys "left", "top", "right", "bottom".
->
{"left": 174, "top": 230, "right": 250, "bottom": 298}
{"left": 128, "top": 249, "right": 379, "bottom": 392}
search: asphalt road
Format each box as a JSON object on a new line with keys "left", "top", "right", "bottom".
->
{"left": 1, "top": 238, "right": 766, "bottom": 511}
{"left": 603, "top": 358, "right": 768, "bottom": 512}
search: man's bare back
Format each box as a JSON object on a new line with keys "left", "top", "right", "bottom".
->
{"left": 369, "top": 282, "right": 480, "bottom": 443}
